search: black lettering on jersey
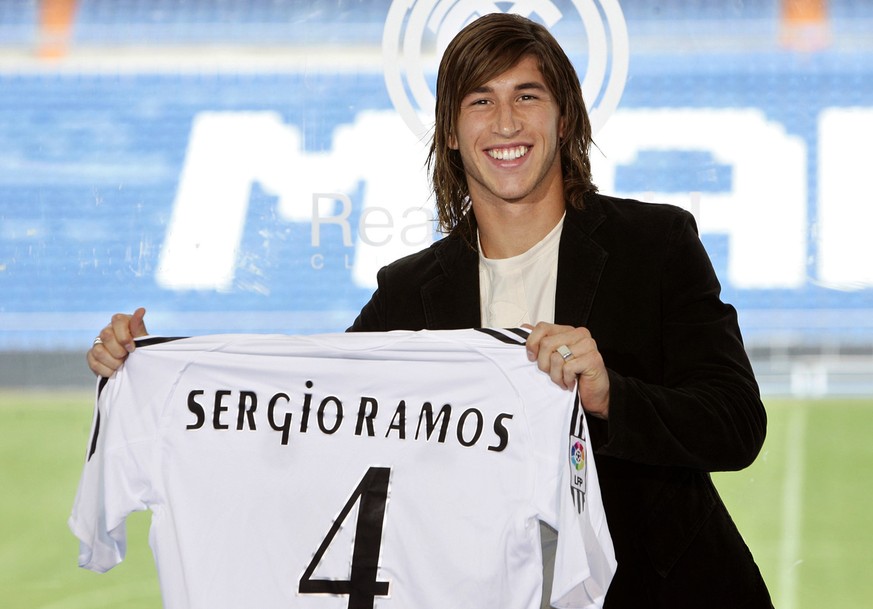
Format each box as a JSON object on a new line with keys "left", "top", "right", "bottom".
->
{"left": 213, "top": 390, "right": 231, "bottom": 430}
{"left": 457, "top": 408, "right": 484, "bottom": 447}
{"left": 317, "top": 396, "right": 343, "bottom": 434}
{"left": 414, "top": 402, "right": 451, "bottom": 443}
{"left": 300, "top": 381, "right": 314, "bottom": 432}
{"left": 356, "top": 397, "right": 378, "bottom": 436}
{"left": 487, "top": 413, "right": 513, "bottom": 452}
{"left": 268, "top": 392, "right": 293, "bottom": 445}
{"left": 384, "top": 401, "right": 406, "bottom": 440}
{"left": 299, "top": 467, "right": 391, "bottom": 607}
{"left": 186, "top": 390, "right": 206, "bottom": 430}
{"left": 236, "top": 391, "right": 257, "bottom": 431}
{"left": 182, "top": 387, "right": 516, "bottom": 452}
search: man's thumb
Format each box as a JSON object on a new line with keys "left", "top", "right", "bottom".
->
{"left": 131, "top": 307, "right": 149, "bottom": 337}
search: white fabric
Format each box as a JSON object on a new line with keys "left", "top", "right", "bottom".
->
{"left": 70, "top": 329, "right": 615, "bottom": 609}
{"left": 479, "top": 215, "right": 564, "bottom": 328}
{"left": 477, "top": 216, "right": 567, "bottom": 609}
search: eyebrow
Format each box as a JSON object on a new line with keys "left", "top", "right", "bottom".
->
{"left": 467, "top": 81, "right": 549, "bottom": 95}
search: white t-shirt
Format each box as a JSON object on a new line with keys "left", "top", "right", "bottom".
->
{"left": 479, "top": 214, "right": 564, "bottom": 328}
{"left": 69, "top": 328, "right": 615, "bottom": 609}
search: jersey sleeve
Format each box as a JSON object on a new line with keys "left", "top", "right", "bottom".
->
{"left": 68, "top": 357, "right": 162, "bottom": 573}
{"left": 473, "top": 327, "right": 616, "bottom": 608}
{"left": 550, "top": 395, "right": 617, "bottom": 609}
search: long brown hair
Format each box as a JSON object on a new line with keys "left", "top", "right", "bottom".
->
{"left": 427, "top": 13, "right": 597, "bottom": 241}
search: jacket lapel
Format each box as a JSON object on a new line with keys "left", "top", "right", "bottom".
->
{"left": 554, "top": 203, "right": 608, "bottom": 327}
{"left": 418, "top": 200, "right": 608, "bottom": 330}
{"left": 421, "top": 236, "right": 481, "bottom": 330}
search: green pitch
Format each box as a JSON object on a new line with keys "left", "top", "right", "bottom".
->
{"left": 1, "top": 390, "right": 871, "bottom": 608}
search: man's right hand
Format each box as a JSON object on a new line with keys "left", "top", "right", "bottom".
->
{"left": 86, "top": 307, "right": 149, "bottom": 377}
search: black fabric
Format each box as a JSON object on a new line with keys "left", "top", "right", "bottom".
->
{"left": 349, "top": 193, "right": 772, "bottom": 608}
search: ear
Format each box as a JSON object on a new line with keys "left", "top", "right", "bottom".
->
{"left": 558, "top": 115, "right": 567, "bottom": 140}
{"left": 448, "top": 132, "right": 459, "bottom": 150}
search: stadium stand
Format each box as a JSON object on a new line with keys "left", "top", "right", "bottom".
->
{"left": 1, "top": 0, "right": 871, "bottom": 395}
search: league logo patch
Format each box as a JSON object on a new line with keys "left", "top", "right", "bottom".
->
{"left": 570, "top": 439, "right": 586, "bottom": 471}
{"left": 569, "top": 435, "right": 587, "bottom": 513}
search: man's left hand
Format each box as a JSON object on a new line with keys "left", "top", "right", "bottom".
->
{"left": 525, "top": 322, "right": 610, "bottom": 419}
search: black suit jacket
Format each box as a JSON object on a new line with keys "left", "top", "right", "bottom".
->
{"left": 349, "top": 193, "right": 773, "bottom": 607}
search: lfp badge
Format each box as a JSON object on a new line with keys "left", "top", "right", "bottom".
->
{"left": 571, "top": 439, "right": 586, "bottom": 471}
{"left": 569, "top": 436, "right": 587, "bottom": 512}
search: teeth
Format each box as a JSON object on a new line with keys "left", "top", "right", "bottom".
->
{"left": 488, "top": 145, "right": 528, "bottom": 161}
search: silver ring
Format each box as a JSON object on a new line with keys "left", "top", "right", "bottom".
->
{"left": 93, "top": 337, "right": 103, "bottom": 346}
{"left": 556, "top": 344, "right": 573, "bottom": 361}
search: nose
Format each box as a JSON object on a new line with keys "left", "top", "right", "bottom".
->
{"left": 494, "top": 103, "right": 520, "bottom": 136}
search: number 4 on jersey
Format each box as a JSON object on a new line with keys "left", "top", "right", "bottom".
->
{"left": 299, "top": 467, "right": 391, "bottom": 609}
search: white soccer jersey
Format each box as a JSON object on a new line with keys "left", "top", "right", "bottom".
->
{"left": 69, "top": 328, "right": 615, "bottom": 609}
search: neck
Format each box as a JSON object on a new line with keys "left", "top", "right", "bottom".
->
{"left": 476, "top": 199, "right": 565, "bottom": 259}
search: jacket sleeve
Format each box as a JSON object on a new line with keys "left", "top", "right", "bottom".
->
{"left": 592, "top": 211, "right": 766, "bottom": 473}
{"left": 347, "top": 269, "right": 387, "bottom": 332}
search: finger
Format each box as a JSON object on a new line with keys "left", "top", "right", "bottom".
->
{"left": 86, "top": 345, "right": 122, "bottom": 378}
{"left": 524, "top": 322, "right": 547, "bottom": 361}
{"left": 91, "top": 337, "right": 128, "bottom": 368}
{"left": 110, "top": 312, "right": 138, "bottom": 353}
{"left": 563, "top": 336, "right": 610, "bottom": 414}
{"left": 562, "top": 330, "right": 594, "bottom": 364}
{"left": 562, "top": 347, "right": 597, "bottom": 389}
{"left": 526, "top": 321, "right": 573, "bottom": 363}
{"left": 562, "top": 354, "right": 581, "bottom": 389}
{"left": 537, "top": 327, "right": 586, "bottom": 373}
{"left": 553, "top": 331, "right": 599, "bottom": 389}
{"left": 538, "top": 338, "right": 563, "bottom": 374}
{"left": 97, "top": 319, "right": 132, "bottom": 360}
{"left": 130, "top": 307, "right": 149, "bottom": 338}
{"left": 548, "top": 349, "right": 575, "bottom": 390}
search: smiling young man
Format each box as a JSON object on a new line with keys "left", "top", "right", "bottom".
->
{"left": 350, "top": 14, "right": 772, "bottom": 607}
{"left": 449, "top": 55, "right": 567, "bottom": 258}
{"left": 87, "top": 12, "right": 773, "bottom": 608}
